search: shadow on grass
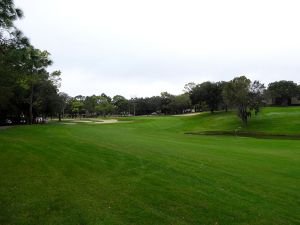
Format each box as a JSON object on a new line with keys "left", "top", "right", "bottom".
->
{"left": 185, "top": 130, "right": 300, "bottom": 140}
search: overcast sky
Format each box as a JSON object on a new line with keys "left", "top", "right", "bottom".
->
{"left": 15, "top": 0, "right": 300, "bottom": 98}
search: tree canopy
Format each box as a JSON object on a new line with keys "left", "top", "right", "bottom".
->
{"left": 0, "top": 0, "right": 61, "bottom": 124}
{"left": 189, "top": 81, "right": 225, "bottom": 113}
{"left": 267, "top": 80, "right": 299, "bottom": 106}
{"left": 223, "top": 76, "right": 265, "bottom": 125}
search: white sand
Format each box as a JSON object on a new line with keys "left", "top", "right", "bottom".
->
{"left": 173, "top": 112, "right": 202, "bottom": 117}
{"left": 61, "top": 119, "right": 132, "bottom": 125}
{"left": 0, "top": 126, "right": 12, "bottom": 129}
{"left": 94, "top": 119, "right": 118, "bottom": 124}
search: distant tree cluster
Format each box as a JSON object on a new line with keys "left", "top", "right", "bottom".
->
{"left": 185, "top": 77, "right": 266, "bottom": 125}
{"left": 185, "top": 77, "right": 299, "bottom": 125}
{"left": 59, "top": 92, "right": 192, "bottom": 118}
{"left": 0, "top": 0, "right": 62, "bottom": 125}
{"left": 267, "top": 80, "right": 299, "bottom": 106}
{"left": 56, "top": 76, "right": 300, "bottom": 126}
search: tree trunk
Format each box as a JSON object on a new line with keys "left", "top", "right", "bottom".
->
{"left": 243, "top": 115, "right": 248, "bottom": 126}
{"left": 238, "top": 106, "right": 248, "bottom": 126}
{"left": 242, "top": 108, "right": 248, "bottom": 126}
{"left": 28, "top": 83, "right": 33, "bottom": 125}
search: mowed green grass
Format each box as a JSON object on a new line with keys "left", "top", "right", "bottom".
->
{"left": 178, "top": 106, "right": 300, "bottom": 134}
{"left": 0, "top": 107, "right": 300, "bottom": 225}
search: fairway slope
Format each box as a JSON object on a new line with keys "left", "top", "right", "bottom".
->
{"left": 0, "top": 107, "right": 299, "bottom": 225}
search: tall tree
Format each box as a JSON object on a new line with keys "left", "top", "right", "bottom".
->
{"left": 223, "top": 76, "right": 265, "bottom": 125}
{"left": 0, "top": 0, "right": 23, "bottom": 28}
{"left": 95, "top": 95, "right": 114, "bottom": 116}
{"left": 267, "top": 80, "right": 299, "bottom": 106}
{"left": 84, "top": 95, "right": 98, "bottom": 116}
{"left": 189, "top": 81, "right": 224, "bottom": 113}
{"left": 169, "top": 93, "right": 191, "bottom": 114}
{"left": 112, "top": 95, "right": 129, "bottom": 115}
{"left": 160, "top": 92, "right": 174, "bottom": 115}
{"left": 183, "top": 82, "right": 196, "bottom": 94}
{"left": 1, "top": 0, "right": 28, "bottom": 121}
{"left": 57, "top": 92, "right": 70, "bottom": 121}
{"left": 22, "top": 47, "right": 53, "bottom": 124}
{"left": 1, "top": 1, "right": 63, "bottom": 125}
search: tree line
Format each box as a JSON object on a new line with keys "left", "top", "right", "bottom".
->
{"left": 0, "top": 0, "right": 62, "bottom": 125}
{"left": 1, "top": 1, "right": 300, "bottom": 126}
{"left": 56, "top": 77, "right": 299, "bottom": 126}
{"left": 58, "top": 92, "right": 192, "bottom": 118}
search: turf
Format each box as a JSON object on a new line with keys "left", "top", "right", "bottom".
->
{"left": 0, "top": 107, "right": 300, "bottom": 225}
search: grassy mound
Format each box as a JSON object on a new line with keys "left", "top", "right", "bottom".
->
{"left": 176, "top": 106, "right": 300, "bottom": 134}
{"left": 0, "top": 107, "right": 299, "bottom": 225}
{"left": 178, "top": 106, "right": 300, "bottom": 139}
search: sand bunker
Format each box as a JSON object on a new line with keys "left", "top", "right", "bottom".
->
{"left": 174, "top": 113, "right": 202, "bottom": 117}
{"left": 60, "top": 119, "right": 132, "bottom": 125}
{"left": 94, "top": 119, "right": 119, "bottom": 124}
{"left": 0, "top": 126, "right": 12, "bottom": 130}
